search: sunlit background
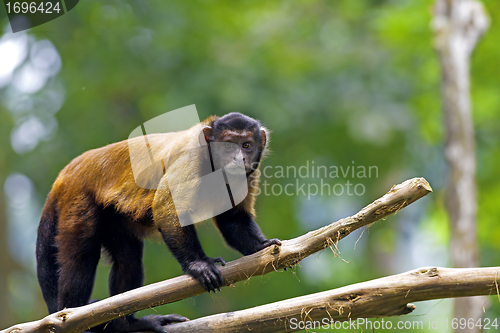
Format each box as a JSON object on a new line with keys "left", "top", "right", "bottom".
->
{"left": 1, "top": 1, "right": 499, "bottom": 332}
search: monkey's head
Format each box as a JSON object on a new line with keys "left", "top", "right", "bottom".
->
{"left": 202, "top": 113, "right": 268, "bottom": 175}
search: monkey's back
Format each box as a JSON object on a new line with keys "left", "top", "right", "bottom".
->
{"left": 45, "top": 125, "right": 201, "bottom": 230}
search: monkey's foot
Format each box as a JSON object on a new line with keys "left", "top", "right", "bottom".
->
{"left": 259, "top": 238, "right": 281, "bottom": 250}
{"left": 185, "top": 257, "right": 226, "bottom": 293}
{"left": 111, "top": 314, "right": 188, "bottom": 333}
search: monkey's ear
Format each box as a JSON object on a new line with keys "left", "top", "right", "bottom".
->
{"left": 260, "top": 127, "right": 270, "bottom": 152}
{"left": 201, "top": 126, "right": 213, "bottom": 144}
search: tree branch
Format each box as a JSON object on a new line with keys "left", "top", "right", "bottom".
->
{"left": 1, "top": 177, "right": 432, "bottom": 333}
{"left": 161, "top": 266, "right": 500, "bottom": 333}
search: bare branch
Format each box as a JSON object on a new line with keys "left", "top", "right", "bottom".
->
{"left": 162, "top": 266, "right": 500, "bottom": 333}
{"left": 2, "top": 177, "right": 432, "bottom": 333}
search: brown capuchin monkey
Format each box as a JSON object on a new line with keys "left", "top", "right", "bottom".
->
{"left": 36, "top": 112, "right": 281, "bottom": 333}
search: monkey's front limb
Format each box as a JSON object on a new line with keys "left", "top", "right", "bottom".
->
{"left": 159, "top": 222, "right": 226, "bottom": 293}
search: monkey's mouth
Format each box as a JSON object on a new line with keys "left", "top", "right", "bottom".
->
{"left": 223, "top": 164, "right": 246, "bottom": 176}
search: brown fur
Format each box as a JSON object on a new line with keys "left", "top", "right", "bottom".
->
{"left": 49, "top": 115, "right": 267, "bottom": 245}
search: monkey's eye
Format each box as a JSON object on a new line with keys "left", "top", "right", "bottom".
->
{"left": 242, "top": 142, "right": 251, "bottom": 149}
{"left": 224, "top": 142, "right": 235, "bottom": 150}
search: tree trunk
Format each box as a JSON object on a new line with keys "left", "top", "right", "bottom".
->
{"left": 0, "top": 176, "right": 20, "bottom": 328}
{"left": 432, "top": 1, "right": 489, "bottom": 332}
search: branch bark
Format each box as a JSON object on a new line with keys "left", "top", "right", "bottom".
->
{"left": 161, "top": 266, "right": 500, "bottom": 333}
{"left": 1, "top": 177, "right": 432, "bottom": 333}
{"left": 432, "top": 1, "right": 489, "bottom": 331}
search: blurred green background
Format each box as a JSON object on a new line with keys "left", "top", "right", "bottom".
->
{"left": 1, "top": 0, "right": 499, "bottom": 332}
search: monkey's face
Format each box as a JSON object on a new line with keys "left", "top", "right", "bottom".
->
{"left": 211, "top": 131, "right": 259, "bottom": 175}
{"left": 202, "top": 113, "right": 268, "bottom": 176}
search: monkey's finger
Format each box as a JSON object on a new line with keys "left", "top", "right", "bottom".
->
{"left": 212, "top": 276, "right": 222, "bottom": 292}
{"left": 165, "top": 314, "right": 189, "bottom": 323}
{"left": 208, "top": 272, "right": 223, "bottom": 292}
{"left": 137, "top": 316, "right": 169, "bottom": 333}
{"left": 202, "top": 271, "right": 218, "bottom": 292}
{"left": 260, "top": 238, "right": 282, "bottom": 249}
{"left": 150, "top": 314, "right": 189, "bottom": 325}
{"left": 208, "top": 269, "right": 224, "bottom": 292}
{"left": 200, "top": 278, "right": 213, "bottom": 293}
{"left": 211, "top": 267, "right": 225, "bottom": 289}
{"left": 269, "top": 238, "right": 282, "bottom": 246}
{"left": 213, "top": 256, "right": 226, "bottom": 266}
{"left": 150, "top": 323, "right": 169, "bottom": 333}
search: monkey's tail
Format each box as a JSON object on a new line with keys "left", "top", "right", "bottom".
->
{"left": 36, "top": 194, "right": 60, "bottom": 314}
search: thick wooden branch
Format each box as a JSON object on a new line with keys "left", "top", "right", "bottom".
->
{"left": 161, "top": 266, "right": 500, "bottom": 333}
{"left": 2, "top": 177, "right": 432, "bottom": 333}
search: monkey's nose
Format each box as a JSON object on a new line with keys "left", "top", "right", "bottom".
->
{"left": 234, "top": 151, "right": 244, "bottom": 162}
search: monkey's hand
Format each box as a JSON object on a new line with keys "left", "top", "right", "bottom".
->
{"left": 110, "top": 314, "right": 189, "bottom": 333}
{"left": 185, "top": 257, "right": 226, "bottom": 293}
{"left": 259, "top": 238, "right": 282, "bottom": 251}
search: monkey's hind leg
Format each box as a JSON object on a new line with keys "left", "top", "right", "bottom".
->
{"left": 56, "top": 226, "right": 102, "bottom": 311}
{"left": 101, "top": 217, "right": 188, "bottom": 333}
{"left": 36, "top": 197, "right": 60, "bottom": 314}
